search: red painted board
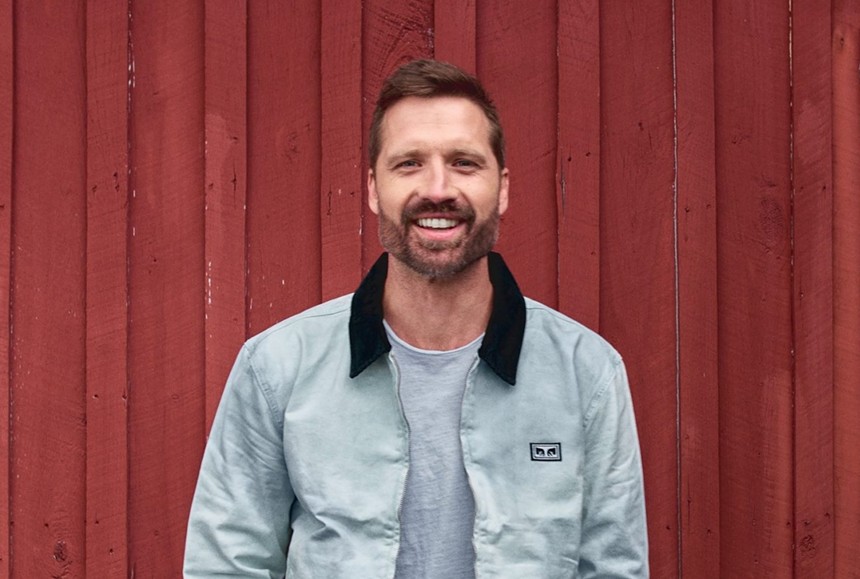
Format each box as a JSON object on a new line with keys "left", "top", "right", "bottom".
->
{"left": 791, "top": 0, "right": 835, "bottom": 575}
{"left": 0, "top": 0, "right": 11, "bottom": 573}
{"left": 714, "top": 0, "right": 794, "bottom": 574}
{"left": 126, "top": 2, "right": 206, "bottom": 575}
{"left": 833, "top": 2, "right": 860, "bottom": 575}
{"left": 361, "top": 0, "right": 434, "bottom": 274}
{"left": 675, "top": 0, "right": 720, "bottom": 576}
{"left": 10, "top": 2, "right": 88, "bottom": 576}
{"left": 321, "top": 0, "right": 363, "bottom": 300}
{"left": 477, "top": 1, "right": 558, "bottom": 308}
{"left": 246, "top": 0, "right": 321, "bottom": 335}
{"left": 434, "top": 0, "right": 476, "bottom": 74}
{"left": 598, "top": 2, "right": 678, "bottom": 576}
{"left": 204, "top": 1, "right": 248, "bottom": 432}
{"left": 557, "top": 0, "right": 600, "bottom": 330}
{"left": 85, "top": 0, "right": 130, "bottom": 576}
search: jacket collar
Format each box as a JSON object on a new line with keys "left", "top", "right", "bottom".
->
{"left": 348, "top": 252, "right": 526, "bottom": 385}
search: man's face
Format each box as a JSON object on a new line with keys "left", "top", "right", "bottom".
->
{"left": 368, "top": 96, "right": 509, "bottom": 279}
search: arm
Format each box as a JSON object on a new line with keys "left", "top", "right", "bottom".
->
{"left": 578, "top": 361, "right": 649, "bottom": 578}
{"left": 184, "top": 345, "right": 294, "bottom": 578}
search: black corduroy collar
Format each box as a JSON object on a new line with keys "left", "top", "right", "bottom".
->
{"left": 348, "top": 252, "right": 526, "bottom": 385}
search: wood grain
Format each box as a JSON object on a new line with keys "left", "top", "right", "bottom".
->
{"left": 246, "top": 0, "right": 321, "bottom": 334}
{"left": 556, "top": 0, "right": 600, "bottom": 331}
{"left": 478, "top": 0, "right": 558, "bottom": 308}
{"left": 321, "top": 0, "right": 364, "bottom": 300}
{"left": 599, "top": 1, "right": 678, "bottom": 575}
{"left": 204, "top": 0, "right": 248, "bottom": 431}
{"left": 11, "top": 2, "right": 88, "bottom": 576}
{"left": 0, "top": 0, "right": 11, "bottom": 574}
{"left": 833, "top": 2, "right": 860, "bottom": 575}
{"left": 714, "top": 0, "right": 794, "bottom": 574}
{"left": 85, "top": 0, "right": 130, "bottom": 575}
{"left": 791, "top": 0, "right": 835, "bottom": 575}
{"left": 126, "top": 2, "right": 206, "bottom": 575}
{"left": 434, "top": 0, "right": 476, "bottom": 73}
{"left": 675, "top": 0, "right": 720, "bottom": 576}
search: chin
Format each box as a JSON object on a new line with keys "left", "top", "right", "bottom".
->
{"left": 401, "top": 248, "right": 486, "bottom": 280}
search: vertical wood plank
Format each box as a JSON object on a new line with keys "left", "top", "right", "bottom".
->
{"left": 0, "top": 0, "right": 11, "bottom": 574}
{"left": 85, "top": 0, "right": 129, "bottom": 576}
{"left": 320, "top": 0, "right": 363, "bottom": 300}
{"left": 598, "top": 1, "right": 678, "bottom": 575}
{"left": 791, "top": 0, "right": 835, "bottom": 575}
{"left": 833, "top": 2, "right": 860, "bottom": 575}
{"left": 557, "top": 0, "right": 600, "bottom": 330}
{"left": 477, "top": 0, "right": 558, "bottom": 307}
{"left": 204, "top": 1, "right": 247, "bottom": 432}
{"left": 127, "top": 2, "right": 206, "bottom": 575}
{"left": 674, "top": 0, "right": 720, "bottom": 576}
{"left": 10, "top": 2, "right": 87, "bottom": 576}
{"left": 434, "top": 0, "right": 476, "bottom": 73}
{"left": 361, "top": 0, "right": 434, "bottom": 274}
{"left": 714, "top": 1, "right": 794, "bottom": 575}
{"left": 246, "top": 0, "right": 321, "bottom": 334}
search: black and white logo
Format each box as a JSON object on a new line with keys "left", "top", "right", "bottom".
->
{"left": 530, "top": 442, "right": 562, "bottom": 461}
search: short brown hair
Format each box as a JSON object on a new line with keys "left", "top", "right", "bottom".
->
{"left": 369, "top": 59, "right": 506, "bottom": 170}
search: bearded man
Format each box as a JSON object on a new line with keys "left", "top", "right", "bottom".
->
{"left": 185, "top": 59, "right": 649, "bottom": 578}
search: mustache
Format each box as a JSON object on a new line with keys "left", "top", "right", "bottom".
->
{"left": 401, "top": 199, "right": 476, "bottom": 224}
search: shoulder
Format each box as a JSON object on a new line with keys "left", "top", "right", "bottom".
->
{"left": 522, "top": 297, "right": 622, "bottom": 366}
{"left": 236, "top": 294, "right": 354, "bottom": 387}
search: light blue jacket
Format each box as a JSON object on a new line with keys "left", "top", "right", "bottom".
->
{"left": 184, "top": 253, "right": 648, "bottom": 578}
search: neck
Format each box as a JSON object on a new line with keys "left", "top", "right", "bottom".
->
{"left": 383, "top": 256, "right": 493, "bottom": 351}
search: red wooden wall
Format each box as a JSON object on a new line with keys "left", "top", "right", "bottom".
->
{"left": 0, "top": 1, "right": 858, "bottom": 577}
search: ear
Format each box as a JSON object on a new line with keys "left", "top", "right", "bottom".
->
{"left": 498, "top": 167, "right": 510, "bottom": 216}
{"left": 367, "top": 169, "right": 380, "bottom": 215}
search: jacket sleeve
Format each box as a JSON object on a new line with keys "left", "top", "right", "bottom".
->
{"left": 184, "top": 345, "right": 294, "bottom": 578}
{"left": 578, "top": 360, "right": 649, "bottom": 578}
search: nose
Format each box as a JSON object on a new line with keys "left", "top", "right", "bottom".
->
{"left": 422, "top": 159, "right": 455, "bottom": 202}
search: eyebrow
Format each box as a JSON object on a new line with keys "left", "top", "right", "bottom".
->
{"left": 448, "top": 149, "right": 487, "bottom": 164}
{"left": 385, "top": 148, "right": 488, "bottom": 164}
{"left": 386, "top": 149, "right": 424, "bottom": 162}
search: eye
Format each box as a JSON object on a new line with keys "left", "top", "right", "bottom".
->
{"left": 453, "top": 159, "right": 478, "bottom": 168}
{"left": 394, "top": 160, "right": 420, "bottom": 169}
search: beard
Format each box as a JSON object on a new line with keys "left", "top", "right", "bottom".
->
{"left": 377, "top": 197, "right": 501, "bottom": 279}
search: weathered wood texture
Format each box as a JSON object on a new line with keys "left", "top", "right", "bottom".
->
{"left": 715, "top": 1, "right": 795, "bottom": 576}
{"left": 204, "top": 0, "right": 248, "bottom": 432}
{"left": 11, "top": 3, "right": 88, "bottom": 578}
{"left": 0, "top": 1, "right": 856, "bottom": 576}
{"left": 599, "top": 2, "right": 678, "bottom": 575}
{"left": 0, "top": 0, "right": 12, "bottom": 575}
{"left": 792, "top": 0, "right": 835, "bottom": 576}
{"left": 557, "top": 0, "right": 601, "bottom": 332}
{"left": 126, "top": 3, "right": 206, "bottom": 576}
{"left": 675, "top": 0, "right": 720, "bottom": 575}
{"left": 85, "top": 0, "right": 130, "bottom": 576}
{"left": 833, "top": 1, "right": 860, "bottom": 576}
{"left": 321, "top": 0, "right": 363, "bottom": 300}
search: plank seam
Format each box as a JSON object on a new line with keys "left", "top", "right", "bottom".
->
{"left": 124, "top": 0, "right": 134, "bottom": 574}
{"left": 671, "top": 0, "right": 683, "bottom": 574}
{"left": 0, "top": 0, "right": 13, "bottom": 573}
{"left": 787, "top": 2, "right": 798, "bottom": 574}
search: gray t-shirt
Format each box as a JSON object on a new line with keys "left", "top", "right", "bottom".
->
{"left": 386, "top": 322, "right": 481, "bottom": 579}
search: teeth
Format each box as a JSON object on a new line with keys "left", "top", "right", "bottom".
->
{"left": 417, "top": 218, "right": 458, "bottom": 229}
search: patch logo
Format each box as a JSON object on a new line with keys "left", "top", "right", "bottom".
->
{"left": 530, "top": 442, "right": 562, "bottom": 462}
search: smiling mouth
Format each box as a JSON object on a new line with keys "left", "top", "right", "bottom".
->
{"left": 416, "top": 217, "right": 459, "bottom": 229}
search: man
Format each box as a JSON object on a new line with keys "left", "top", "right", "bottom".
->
{"left": 185, "top": 59, "right": 648, "bottom": 578}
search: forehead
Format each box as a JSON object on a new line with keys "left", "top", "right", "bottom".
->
{"left": 378, "top": 96, "right": 492, "bottom": 154}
